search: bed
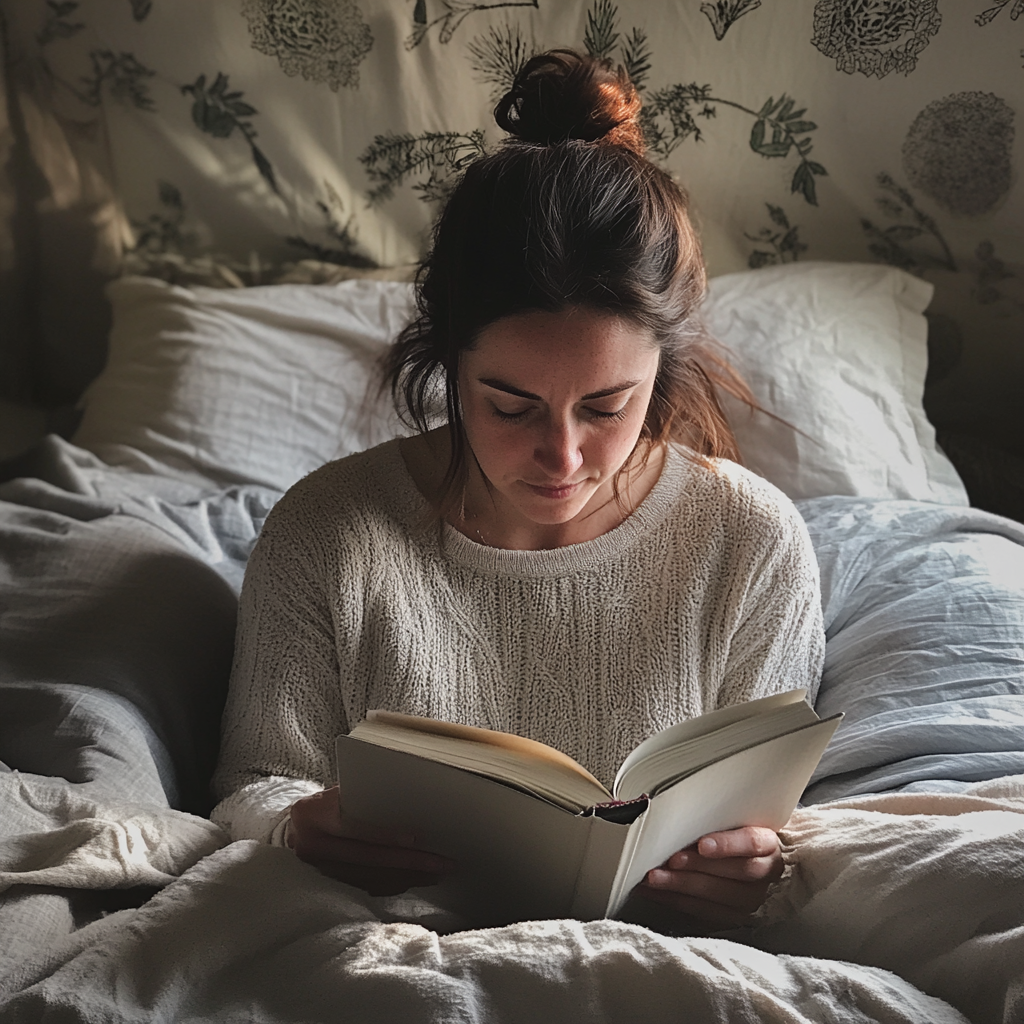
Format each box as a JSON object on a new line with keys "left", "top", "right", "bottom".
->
{"left": 1, "top": 263, "right": 1023, "bottom": 1023}
{"left": 2, "top": 2, "right": 1024, "bottom": 1021}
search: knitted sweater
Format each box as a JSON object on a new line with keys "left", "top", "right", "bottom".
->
{"left": 211, "top": 439, "right": 824, "bottom": 843}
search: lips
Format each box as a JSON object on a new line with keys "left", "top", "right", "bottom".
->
{"left": 525, "top": 481, "right": 582, "bottom": 499}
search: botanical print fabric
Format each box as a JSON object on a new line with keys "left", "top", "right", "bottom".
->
{"left": 0, "top": 0, "right": 1020, "bottom": 454}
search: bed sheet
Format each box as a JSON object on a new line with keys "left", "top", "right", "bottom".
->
{"left": 1, "top": 438, "right": 1023, "bottom": 1020}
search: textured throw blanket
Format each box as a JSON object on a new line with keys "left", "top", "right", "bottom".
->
{"left": 7, "top": 779, "right": 1024, "bottom": 1022}
{"left": 0, "top": 840, "right": 966, "bottom": 1024}
{"left": 756, "top": 775, "right": 1024, "bottom": 1024}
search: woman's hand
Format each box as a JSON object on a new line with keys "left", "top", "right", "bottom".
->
{"left": 635, "top": 825, "right": 783, "bottom": 929}
{"left": 288, "top": 786, "right": 454, "bottom": 896}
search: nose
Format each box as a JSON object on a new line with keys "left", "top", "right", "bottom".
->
{"left": 534, "top": 417, "right": 584, "bottom": 480}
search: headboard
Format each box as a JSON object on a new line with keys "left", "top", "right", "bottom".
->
{"left": 1, "top": 1, "right": 1020, "bottom": 501}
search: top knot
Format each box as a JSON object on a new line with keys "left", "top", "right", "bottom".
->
{"left": 494, "top": 49, "right": 644, "bottom": 156}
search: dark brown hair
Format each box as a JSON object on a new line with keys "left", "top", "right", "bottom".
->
{"left": 383, "top": 49, "right": 754, "bottom": 509}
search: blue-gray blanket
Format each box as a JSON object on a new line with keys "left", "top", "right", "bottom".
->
{"left": 2, "top": 436, "right": 1023, "bottom": 815}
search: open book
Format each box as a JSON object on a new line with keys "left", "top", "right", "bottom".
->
{"left": 335, "top": 689, "right": 841, "bottom": 926}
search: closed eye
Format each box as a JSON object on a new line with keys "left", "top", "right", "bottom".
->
{"left": 491, "top": 406, "right": 531, "bottom": 421}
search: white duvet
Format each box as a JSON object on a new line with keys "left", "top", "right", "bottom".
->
{"left": 6, "top": 777, "right": 1024, "bottom": 1023}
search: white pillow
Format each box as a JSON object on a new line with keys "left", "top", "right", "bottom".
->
{"left": 704, "top": 262, "right": 967, "bottom": 505}
{"left": 77, "top": 264, "right": 966, "bottom": 505}
{"left": 75, "top": 277, "right": 416, "bottom": 492}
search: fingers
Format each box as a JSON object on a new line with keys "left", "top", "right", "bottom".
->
{"left": 695, "top": 826, "right": 780, "bottom": 860}
{"left": 289, "top": 786, "right": 455, "bottom": 884}
{"left": 633, "top": 827, "right": 784, "bottom": 927}
{"left": 642, "top": 867, "right": 772, "bottom": 915}
{"left": 291, "top": 788, "right": 416, "bottom": 848}
{"left": 663, "top": 847, "right": 783, "bottom": 882}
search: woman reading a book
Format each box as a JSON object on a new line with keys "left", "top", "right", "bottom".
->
{"left": 212, "top": 50, "right": 825, "bottom": 931}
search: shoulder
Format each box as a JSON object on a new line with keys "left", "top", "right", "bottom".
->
{"left": 263, "top": 438, "right": 410, "bottom": 536}
{"left": 665, "top": 447, "right": 814, "bottom": 567}
{"left": 251, "top": 437, "right": 422, "bottom": 578}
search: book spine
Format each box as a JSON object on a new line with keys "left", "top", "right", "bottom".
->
{"left": 568, "top": 815, "right": 632, "bottom": 921}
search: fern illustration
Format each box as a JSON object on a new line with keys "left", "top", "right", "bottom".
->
{"left": 976, "top": 0, "right": 1024, "bottom": 25}
{"left": 583, "top": 0, "right": 618, "bottom": 58}
{"left": 80, "top": 51, "right": 156, "bottom": 110}
{"left": 582, "top": 0, "right": 651, "bottom": 89}
{"left": 181, "top": 73, "right": 279, "bottom": 196}
{"left": 360, "top": 130, "right": 488, "bottom": 204}
{"left": 577, "top": 2, "right": 823, "bottom": 202}
{"left": 861, "top": 172, "right": 955, "bottom": 273}
{"left": 745, "top": 204, "right": 807, "bottom": 268}
{"left": 700, "top": 0, "right": 762, "bottom": 40}
{"left": 467, "top": 21, "right": 537, "bottom": 98}
{"left": 407, "top": 1, "right": 539, "bottom": 49}
{"left": 286, "top": 181, "right": 377, "bottom": 267}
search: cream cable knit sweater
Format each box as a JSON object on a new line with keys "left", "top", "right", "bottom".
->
{"left": 211, "top": 440, "right": 824, "bottom": 843}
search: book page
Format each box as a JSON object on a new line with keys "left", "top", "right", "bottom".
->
{"left": 355, "top": 714, "right": 610, "bottom": 812}
{"left": 366, "top": 710, "right": 605, "bottom": 784}
{"left": 613, "top": 689, "right": 809, "bottom": 800}
{"left": 336, "top": 735, "right": 625, "bottom": 926}
{"left": 603, "top": 715, "right": 842, "bottom": 917}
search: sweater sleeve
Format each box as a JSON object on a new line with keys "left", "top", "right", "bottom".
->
{"left": 714, "top": 488, "right": 825, "bottom": 711}
{"left": 210, "top": 480, "right": 349, "bottom": 843}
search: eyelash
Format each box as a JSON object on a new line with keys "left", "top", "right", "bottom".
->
{"left": 491, "top": 406, "right": 627, "bottom": 422}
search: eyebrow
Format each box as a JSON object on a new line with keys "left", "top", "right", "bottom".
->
{"left": 478, "top": 378, "right": 641, "bottom": 401}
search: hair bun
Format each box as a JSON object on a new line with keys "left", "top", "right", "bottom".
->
{"left": 495, "top": 49, "right": 644, "bottom": 156}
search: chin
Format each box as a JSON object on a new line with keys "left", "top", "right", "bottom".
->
{"left": 518, "top": 498, "right": 590, "bottom": 526}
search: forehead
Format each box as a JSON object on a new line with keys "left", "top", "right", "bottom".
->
{"left": 466, "top": 308, "right": 658, "bottom": 382}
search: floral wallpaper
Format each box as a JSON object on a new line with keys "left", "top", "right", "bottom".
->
{"left": 0, "top": 0, "right": 1020, "bottom": 462}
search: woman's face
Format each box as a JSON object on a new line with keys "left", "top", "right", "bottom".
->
{"left": 458, "top": 307, "right": 661, "bottom": 533}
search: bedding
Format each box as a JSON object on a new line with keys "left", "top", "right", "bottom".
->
{"left": 1, "top": 265, "right": 1022, "bottom": 1022}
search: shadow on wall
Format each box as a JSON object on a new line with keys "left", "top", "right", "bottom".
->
{"left": 1, "top": 10, "right": 120, "bottom": 410}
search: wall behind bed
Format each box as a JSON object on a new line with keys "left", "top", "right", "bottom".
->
{"left": 0, "top": 1, "right": 1021, "bottom": 484}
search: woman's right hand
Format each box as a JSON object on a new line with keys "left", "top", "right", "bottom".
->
{"left": 288, "top": 786, "right": 454, "bottom": 896}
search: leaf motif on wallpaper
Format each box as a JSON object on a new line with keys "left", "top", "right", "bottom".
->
{"left": 360, "top": 130, "right": 488, "bottom": 204}
{"left": 861, "top": 172, "right": 955, "bottom": 273}
{"left": 745, "top": 205, "right": 807, "bottom": 269}
{"left": 130, "top": 181, "right": 196, "bottom": 255}
{"left": 467, "top": 21, "right": 537, "bottom": 99}
{"left": 406, "top": 1, "right": 540, "bottom": 50}
{"left": 80, "top": 51, "right": 156, "bottom": 110}
{"left": 181, "top": 73, "right": 280, "bottom": 196}
{"left": 129, "top": 0, "right": 153, "bottom": 21}
{"left": 700, "top": 0, "right": 762, "bottom": 41}
{"left": 972, "top": 241, "right": 1021, "bottom": 311}
{"left": 583, "top": 0, "right": 651, "bottom": 89}
{"left": 36, "top": 0, "right": 84, "bottom": 46}
{"left": 241, "top": 0, "right": 373, "bottom": 91}
{"left": 811, "top": 0, "right": 941, "bottom": 79}
{"left": 286, "top": 181, "right": 378, "bottom": 268}
{"left": 976, "top": 0, "right": 1024, "bottom": 26}
{"left": 643, "top": 88, "right": 827, "bottom": 205}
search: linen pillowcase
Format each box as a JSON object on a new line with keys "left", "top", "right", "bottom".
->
{"left": 74, "top": 277, "right": 415, "bottom": 492}
{"left": 704, "top": 262, "right": 967, "bottom": 505}
{"left": 75, "top": 263, "right": 966, "bottom": 504}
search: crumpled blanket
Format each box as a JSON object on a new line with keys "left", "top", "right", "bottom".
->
{"left": 755, "top": 775, "right": 1024, "bottom": 1024}
{"left": 0, "top": 773, "right": 227, "bottom": 895}
{"left": 0, "top": 840, "right": 967, "bottom": 1024}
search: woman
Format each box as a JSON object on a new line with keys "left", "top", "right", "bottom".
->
{"left": 212, "top": 50, "right": 824, "bottom": 931}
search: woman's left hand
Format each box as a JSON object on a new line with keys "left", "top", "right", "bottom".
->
{"left": 634, "top": 825, "right": 783, "bottom": 929}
